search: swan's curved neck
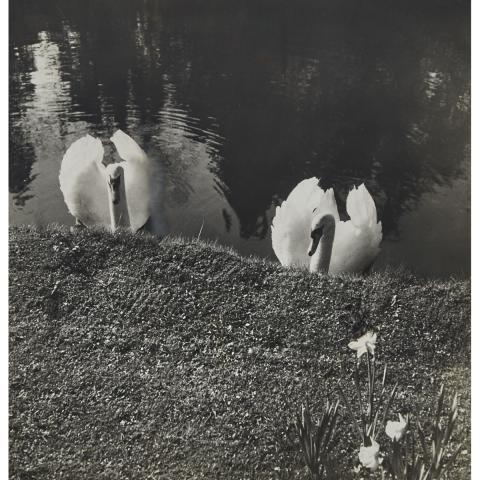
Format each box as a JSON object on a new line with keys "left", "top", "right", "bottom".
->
{"left": 107, "top": 169, "right": 130, "bottom": 232}
{"left": 309, "top": 215, "right": 336, "bottom": 274}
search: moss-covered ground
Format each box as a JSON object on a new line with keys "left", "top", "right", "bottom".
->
{"left": 9, "top": 226, "right": 470, "bottom": 479}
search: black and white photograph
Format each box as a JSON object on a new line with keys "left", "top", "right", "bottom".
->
{"left": 8, "top": 0, "right": 471, "bottom": 478}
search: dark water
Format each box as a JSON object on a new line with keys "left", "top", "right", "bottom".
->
{"left": 9, "top": 0, "right": 470, "bottom": 278}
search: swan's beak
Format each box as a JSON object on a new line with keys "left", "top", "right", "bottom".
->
{"left": 308, "top": 227, "right": 323, "bottom": 257}
{"left": 108, "top": 176, "right": 122, "bottom": 205}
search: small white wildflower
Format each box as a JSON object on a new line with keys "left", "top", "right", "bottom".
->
{"left": 348, "top": 331, "right": 377, "bottom": 358}
{"left": 358, "top": 439, "right": 380, "bottom": 471}
{"left": 385, "top": 413, "right": 408, "bottom": 441}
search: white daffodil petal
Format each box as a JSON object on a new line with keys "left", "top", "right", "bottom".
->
{"left": 348, "top": 331, "right": 377, "bottom": 359}
{"left": 358, "top": 440, "right": 380, "bottom": 471}
{"left": 385, "top": 415, "right": 408, "bottom": 441}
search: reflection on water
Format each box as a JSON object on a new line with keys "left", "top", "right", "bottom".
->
{"left": 9, "top": 0, "right": 470, "bottom": 278}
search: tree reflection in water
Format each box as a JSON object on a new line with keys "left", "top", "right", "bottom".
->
{"left": 9, "top": 0, "right": 470, "bottom": 276}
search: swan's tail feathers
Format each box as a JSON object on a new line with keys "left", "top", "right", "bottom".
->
{"left": 346, "top": 183, "right": 378, "bottom": 228}
{"left": 110, "top": 130, "right": 148, "bottom": 164}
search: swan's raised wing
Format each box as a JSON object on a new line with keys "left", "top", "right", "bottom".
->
{"left": 346, "top": 184, "right": 378, "bottom": 228}
{"left": 59, "top": 135, "right": 110, "bottom": 227}
{"left": 110, "top": 130, "right": 152, "bottom": 231}
{"left": 329, "top": 184, "right": 382, "bottom": 274}
{"left": 111, "top": 129, "right": 148, "bottom": 164}
{"left": 271, "top": 177, "right": 339, "bottom": 268}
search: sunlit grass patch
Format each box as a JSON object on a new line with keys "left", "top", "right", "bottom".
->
{"left": 9, "top": 226, "right": 470, "bottom": 479}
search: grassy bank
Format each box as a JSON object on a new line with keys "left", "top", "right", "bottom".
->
{"left": 9, "top": 226, "right": 470, "bottom": 479}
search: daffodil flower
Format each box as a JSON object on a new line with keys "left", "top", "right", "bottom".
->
{"left": 358, "top": 439, "right": 380, "bottom": 471}
{"left": 385, "top": 413, "right": 408, "bottom": 441}
{"left": 348, "top": 331, "right": 377, "bottom": 358}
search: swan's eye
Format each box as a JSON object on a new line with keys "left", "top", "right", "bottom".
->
{"left": 312, "top": 207, "right": 317, "bottom": 213}
{"left": 311, "top": 226, "right": 324, "bottom": 239}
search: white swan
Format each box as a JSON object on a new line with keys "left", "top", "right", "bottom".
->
{"left": 59, "top": 130, "right": 152, "bottom": 232}
{"left": 271, "top": 177, "right": 382, "bottom": 274}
